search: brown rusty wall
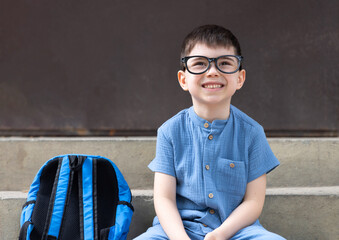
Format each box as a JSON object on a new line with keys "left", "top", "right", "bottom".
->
{"left": 0, "top": 0, "right": 338, "bottom": 136}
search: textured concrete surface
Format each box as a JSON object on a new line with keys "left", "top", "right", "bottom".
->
{"left": 0, "top": 192, "right": 27, "bottom": 240}
{"left": 1, "top": 188, "right": 338, "bottom": 240}
{"left": 261, "top": 191, "right": 339, "bottom": 240}
{"left": 0, "top": 137, "right": 156, "bottom": 191}
{"left": 129, "top": 190, "right": 155, "bottom": 239}
{"left": 0, "top": 137, "right": 338, "bottom": 191}
{"left": 268, "top": 138, "right": 339, "bottom": 188}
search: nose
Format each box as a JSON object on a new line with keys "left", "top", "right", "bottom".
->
{"left": 206, "top": 61, "right": 220, "bottom": 76}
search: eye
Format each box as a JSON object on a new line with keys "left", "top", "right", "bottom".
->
{"left": 219, "top": 61, "right": 231, "bottom": 66}
{"left": 192, "top": 61, "right": 207, "bottom": 66}
{"left": 187, "top": 57, "right": 209, "bottom": 68}
{"left": 218, "top": 57, "right": 238, "bottom": 68}
{"left": 219, "top": 59, "right": 233, "bottom": 66}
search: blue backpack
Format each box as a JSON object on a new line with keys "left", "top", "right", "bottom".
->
{"left": 19, "top": 155, "right": 134, "bottom": 240}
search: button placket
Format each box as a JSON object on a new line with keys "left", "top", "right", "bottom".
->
{"left": 203, "top": 127, "right": 216, "bottom": 208}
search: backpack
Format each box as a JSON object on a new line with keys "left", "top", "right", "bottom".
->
{"left": 19, "top": 154, "right": 134, "bottom": 240}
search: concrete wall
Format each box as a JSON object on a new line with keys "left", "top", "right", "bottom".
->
{"left": 0, "top": 137, "right": 338, "bottom": 239}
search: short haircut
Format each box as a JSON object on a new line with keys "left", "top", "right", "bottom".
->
{"left": 180, "top": 25, "right": 242, "bottom": 70}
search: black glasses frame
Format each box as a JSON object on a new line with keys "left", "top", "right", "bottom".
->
{"left": 181, "top": 55, "right": 243, "bottom": 75}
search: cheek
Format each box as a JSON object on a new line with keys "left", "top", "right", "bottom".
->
{"left": 228, "top": 77, "right": 239, "bottom": 86}
{"left": 187, "top": 78, "right": 200, "bottom": 87}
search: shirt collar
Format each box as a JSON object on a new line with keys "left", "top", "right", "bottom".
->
{"left": 188, "top": 106, "right": 229, "bottom": 131}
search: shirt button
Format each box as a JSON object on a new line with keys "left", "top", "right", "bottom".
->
{"left": 205, "top": 165, "right": 210, "bottom": 170}
{"left": 209, "top": 209, "right": 215, "bottom": 214}
{"left": 230, "top": 163, "right": 235, "bottom": 168}
{"left": 208, "top": 193, "right": 214, "bottom": 198}
{"left": 204, "top": 122, "right": 209, "bottom": 128}
{"left": 203, "top": 224, "right": 208, "bottom": 227}
{"left": 208, "top": 134, "right": 213, "bottom": 140}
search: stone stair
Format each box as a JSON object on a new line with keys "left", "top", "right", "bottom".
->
{"left": 0, "top": 137, "right": 338, "bottom": 239}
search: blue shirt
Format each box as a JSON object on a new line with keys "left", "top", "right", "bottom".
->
{"left": 148, "top": 105, "right": 279, "bottom": 236}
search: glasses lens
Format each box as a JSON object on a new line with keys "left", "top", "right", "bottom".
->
{"left": 186, "top": 57, "right": 209, "bottom": 74}
{"left": 217, "top": 56, "right": 240, "bottom": 73}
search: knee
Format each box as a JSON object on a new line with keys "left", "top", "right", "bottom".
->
{"left": 133, "top": 232, "right": 163, "bottom": 240}
{"left": 261, "top": 232, "right": 286, "bottom": 240}
{"left": 132, "top": 225, "right": 168, "bottom": 240}
{"left": 133, "top": 232, "right": 157, "bottom": 240}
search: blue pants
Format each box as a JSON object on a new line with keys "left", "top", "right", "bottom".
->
{"left": 134, "top": 222, "right": 286, "bottom": 240}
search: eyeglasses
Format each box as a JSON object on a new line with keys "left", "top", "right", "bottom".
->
{"left": 181, "top": 55, "right": 243, "bottom": 74}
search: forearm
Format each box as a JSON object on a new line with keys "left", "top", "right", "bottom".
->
{"left": 153, "top": 172, "right": 190, "bottom": 240}
{"left": 205, "top": 174, "right": 266, "bottom": 240}
{"left": 154, "top": 195, "right": 190, "bottom": 240}
{"left": 216, "top": 199, "right": 263, "bottom": 239}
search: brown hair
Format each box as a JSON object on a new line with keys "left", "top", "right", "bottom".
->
{"left": 180, "top": 25, "right": 242, "bottom": 70}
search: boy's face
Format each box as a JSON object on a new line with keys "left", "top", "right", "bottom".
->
{"left": 178, "top": 43, "right": 246, "bottom": 110}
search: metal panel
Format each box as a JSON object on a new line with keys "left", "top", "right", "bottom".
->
{"left": 0, "top": 0, "right": 338, "bottom": 136}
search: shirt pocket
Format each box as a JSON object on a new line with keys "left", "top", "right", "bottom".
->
{"left": 216, "top": 158, "right": 247, "bottom": 195}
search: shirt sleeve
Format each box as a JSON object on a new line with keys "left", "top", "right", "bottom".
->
{"left": 247, "top": 125, "right": 280, "bottom": 183}
{"left": 148, "top": 126, "right": 176, "bottom": 177}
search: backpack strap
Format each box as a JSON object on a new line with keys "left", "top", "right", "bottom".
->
{"left": 78, "top": 163, "right": 85, "bottom": 240}
{"left": 57, "top": 169, "right": 75, "bottom": 239}
{"left": 41, "top": 156, "right": 72, "bottom": 240}
{"left": 92, "top": 158, "right": 99, "bottom": 240}
{"left": 80, "top": 156, "right": 99, "bottom": 240}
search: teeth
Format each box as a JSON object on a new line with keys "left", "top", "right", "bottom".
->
{"left": 204, "top": 84, "right": 222, "bottom": 89}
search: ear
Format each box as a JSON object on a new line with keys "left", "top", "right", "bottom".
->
{"left": 236, "top": 69, "right": 246, "bottom": 90}
{"left": 178, "top": 70, "right": 188, "bottom": 91}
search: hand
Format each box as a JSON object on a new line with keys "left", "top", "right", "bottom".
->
{"left": 204, "top": 229, "right": 225, "bottom": 240}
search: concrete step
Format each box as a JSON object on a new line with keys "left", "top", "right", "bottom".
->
{"left": 1, "top": 187, "right": 338, "bottom": 240}
{"left": 262, "top": 187, "right": 339, "bottom": 240}
{"left": 1, "top": 137, "right": 338, "bottom": 191}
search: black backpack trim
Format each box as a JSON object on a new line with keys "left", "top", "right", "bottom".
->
{"left": 118, "top": 201, "right": 135, "bottom": 212}
{"left": 22, "top": 200, "right": 36, "bottom": 209}
{"left": 41, "top": 158, "right": 63, "bottom": 240}
{"left": 19, "top": 221, "right": 32, "bottom": 240}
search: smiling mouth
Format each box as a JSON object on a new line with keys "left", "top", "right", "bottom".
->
{"left": 202, "top": 84, "right": 224, "bottom": 89}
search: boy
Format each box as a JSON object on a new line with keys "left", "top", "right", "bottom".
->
{"left": 135, "top": 25, "right": 285, "bottom": 240}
